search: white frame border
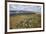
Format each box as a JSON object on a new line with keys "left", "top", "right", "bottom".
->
{"left": 7, "top": 2, "right": 43, "bottom": 32}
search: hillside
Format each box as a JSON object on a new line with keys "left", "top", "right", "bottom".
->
{"left": 10, "top": 13, "right": 41, "bottom": 29}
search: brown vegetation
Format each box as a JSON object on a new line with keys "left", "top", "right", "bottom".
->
{"left": 10, "top": 14, "right": 41, "bottom": 29}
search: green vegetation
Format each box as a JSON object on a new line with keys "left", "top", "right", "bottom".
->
{"left": 10, "top": 13, "right": 41, "bottom": 29}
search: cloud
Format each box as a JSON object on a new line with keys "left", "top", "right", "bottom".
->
{"left": 9, "top": 4, "right": 41, "bottom": 12}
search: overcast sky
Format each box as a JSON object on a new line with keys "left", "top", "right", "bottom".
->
{"left": 9, "top": 4, "right": 41, "bottom": 12}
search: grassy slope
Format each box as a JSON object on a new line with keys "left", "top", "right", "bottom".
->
{"left": 10, "top": 14, "right": 41, "bottom": 29}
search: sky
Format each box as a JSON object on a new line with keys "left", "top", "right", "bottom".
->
{"left": 9, "top": 4, "right": 41, "bottom": 12}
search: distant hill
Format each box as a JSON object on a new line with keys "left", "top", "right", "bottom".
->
{"left": 10, "top": 10, "right": 41, "bottom": 15}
